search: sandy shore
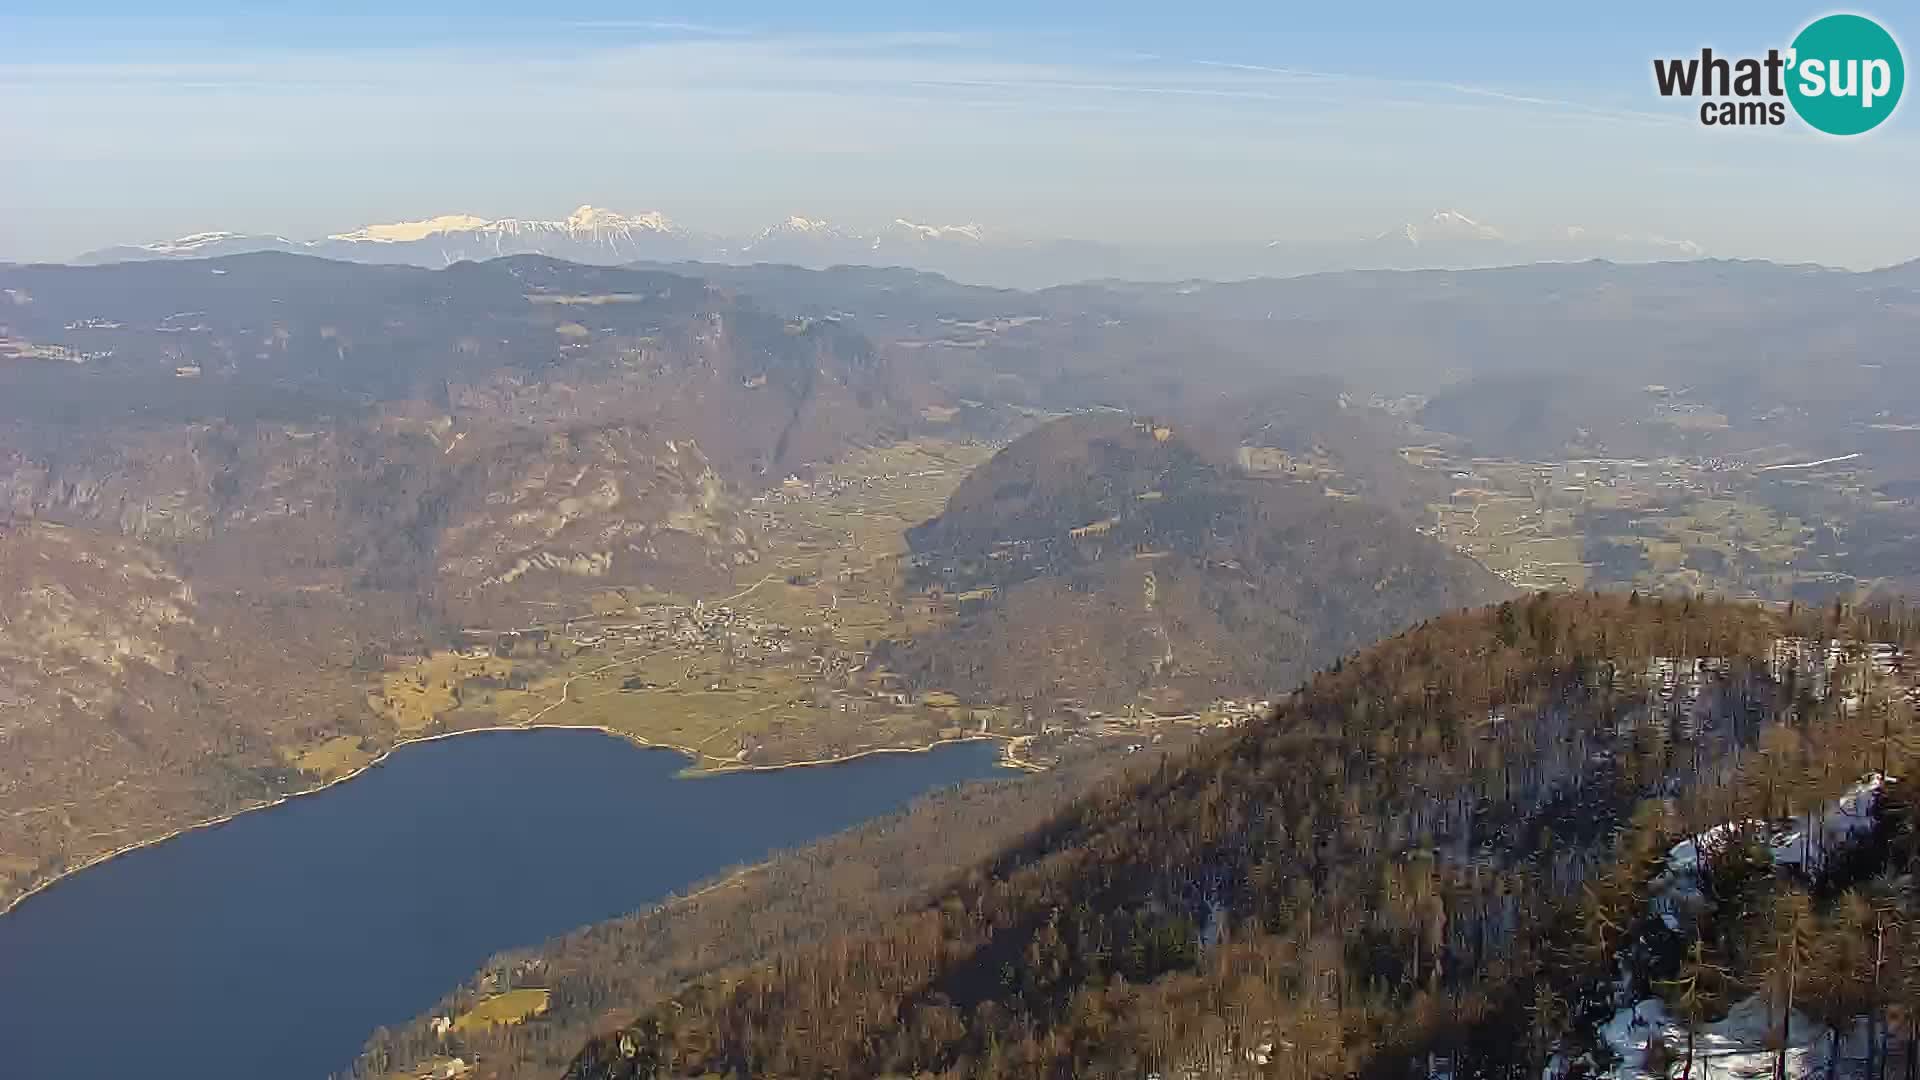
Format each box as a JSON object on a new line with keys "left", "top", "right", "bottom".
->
{"left": 0, "top": 721, "right": 1037, "bottom": 919}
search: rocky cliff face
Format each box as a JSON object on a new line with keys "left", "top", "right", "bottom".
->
{"left": 1, "top": 430, "right": 216, "bottom": 541}
{"left": 435, "top": 426, "right": 759, "bottom": 620}
{"left": 0, "top": 523, "right": 199, "bottom": 718}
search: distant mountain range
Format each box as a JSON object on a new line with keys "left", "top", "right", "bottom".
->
{"left": 1333, "top": 208, "right": 1704, "bottom": 268}
{"left": 67, "top": 205, "right": 1707, "bottom": 287}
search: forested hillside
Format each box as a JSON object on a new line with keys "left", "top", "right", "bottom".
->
{"left": 567, "top": 593, "right": 1920, "bottom": 1079}
{"left": 877, "top": 414, "right": 1504, "bottom": 709}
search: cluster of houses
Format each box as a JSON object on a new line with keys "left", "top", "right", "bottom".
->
{"left": 751, "top": 467, "right": 947, "bottom": 510}
{"left": 579, "top": 603, "right": 797, "bottom": 660}
{"left": 743, "top": 462, "right": 968, "bottom": 535}
{"left": 459, "top": 603, "right": 799, "bottom": 664}
{"left": 0, "top": 336, "right": 114, "bottom": 365}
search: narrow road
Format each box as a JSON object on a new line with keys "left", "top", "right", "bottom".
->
{"left": 522, "top": 646, "right": 672, "bottom": 726}
{"left": 715, "top": 575, "right": 778, "bottom": 605}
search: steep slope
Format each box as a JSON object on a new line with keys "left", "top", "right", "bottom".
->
{"left": 0, "top": 522, "right": 381, "bottom": 898}
{"left": 877, "top": 413, "right": 1505, "bottom": 709}
{"left": 566, "top": 594, "right": 1920, "bottom": 1080}
{"left": 433, "top": 425, "right": 758, "bottom": 621}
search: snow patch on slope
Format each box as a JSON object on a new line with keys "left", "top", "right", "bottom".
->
{"left": 137, "top": 231, "right": 291, "bottom": 254}
{"left": 561, "top": 205, "right": 675, "bottom": 233}
{"left": 890, "top": 219, "right": 986, "bottom": 243}
{"left": 768, "top": 216, "right": 833, "bottom": 235}
{"left": 327, "top": 207, "right": 679, "bottom": 245}
{"left": 1599, "top": 994, "right": 1849, "bottom": 1080}
{"left": 1665, "top": 775, "right": 1886, "bottom": 879}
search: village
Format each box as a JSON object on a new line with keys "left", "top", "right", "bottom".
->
{"left": 461, "top": 600, "right": 798, "bottom": 670}
{"left": 435, "top": 589, "right": 1273, "bottom": 774}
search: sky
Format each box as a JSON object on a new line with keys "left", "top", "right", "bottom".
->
{"left": 2, "top": 1, "right": 1917, "bottom": 267}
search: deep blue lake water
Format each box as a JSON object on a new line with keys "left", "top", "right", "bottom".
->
{"left": 0, "top": 730, "right": 1009, "bottom": 1080}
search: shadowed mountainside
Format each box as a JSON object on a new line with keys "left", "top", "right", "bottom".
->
{"left": 876, "top": 413, "right": 1506, "bottom": 709}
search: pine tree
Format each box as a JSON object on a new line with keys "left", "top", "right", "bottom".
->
{"left": 1658, "top": 937, "right": 1729, "bottom": 1080}
{"left": 1760, "top": 890, "right": 1818, "bottom": 1080}
{"left": 1805, "top": 895, "right": 1876, "bottom": 1079}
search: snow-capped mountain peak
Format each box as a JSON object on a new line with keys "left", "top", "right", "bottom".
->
{"left": 1427, "top": 209, "right": 1498, "bottom": 236}
{"left": 771, "top": 216, "right": 834, "bottom": 235}
{"left": 561, "top": 205, "right": 676, "bottom": 234}
{"left": 741, "top": 216, "right": 855, "bottom": 254}
{"left": 168, "top": 231, "right": 249, "bottom": 246}
{"left": 327, "top": 214, "right": 492, "bottom": 244}
{"left": 889, "top": 219, "right": 986, "bottom": 243}
{"left": 1363, "top": 209, "right": 1506, "bottom": 250}
{"left": 1564, "top": 225, "right": 1704, "bottom": 259}
{"left": 138, "top": 231, "right": 289, "bottom": 255}
{"left": 72, "top": 202, "right": 1710, "bottom": 284}
{"left": 324, "top": 207, "right": 680, "bottom": 246}
{"left": 1406, "top": 209, "right": 1503, "bottom": 244}
{"left": 302, "top": 206, "right": 699, "bottom": 264}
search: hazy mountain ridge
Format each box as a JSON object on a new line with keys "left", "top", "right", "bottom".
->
{"left": 65, "top": 205, "right": 1716, "bottom": 289}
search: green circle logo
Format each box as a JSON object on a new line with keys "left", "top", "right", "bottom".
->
{"left": 1787, "top": 14, "right": 1904, "bottom": 135}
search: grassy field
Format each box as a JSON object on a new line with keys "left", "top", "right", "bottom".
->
{"left": 452, "top": 988, "right": 551, "bottom": 1032}
{"left": 287, "top": 735, "right": 373, "bottom": 780}
{"left": 0, "top": 854, "right": 37, "bottom": 896}
{"left": 369, "top": 653, "right": 518, "bottom": 733}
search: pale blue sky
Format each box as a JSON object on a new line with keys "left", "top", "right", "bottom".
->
{"left": 3, "top": 2, "right": 1916, "bottom": 266}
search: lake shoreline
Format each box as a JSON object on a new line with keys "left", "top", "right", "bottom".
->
{"left": 0, "top": 723, "right": 1036, "bottom": 920}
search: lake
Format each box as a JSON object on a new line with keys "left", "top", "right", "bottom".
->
{"left": 0, "top": 729, "right": 1011, "bottom": 1080}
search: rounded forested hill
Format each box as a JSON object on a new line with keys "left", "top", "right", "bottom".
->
{"left": 882, "top": 413, "right": 1509, "bottom": 707}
